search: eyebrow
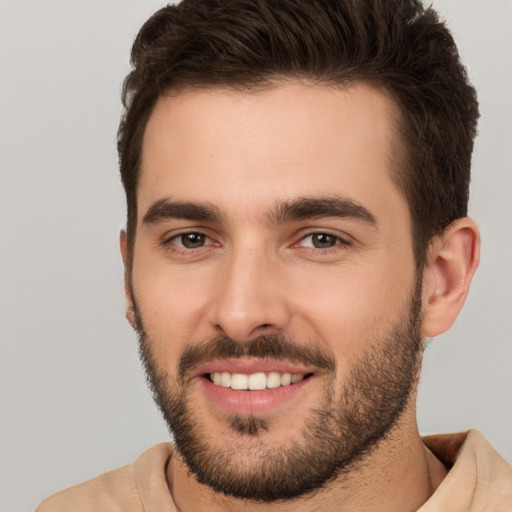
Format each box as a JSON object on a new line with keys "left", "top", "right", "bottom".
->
{"left": 142, "top": 198, "right": 223, "bottom": 225}
{"left": 268, "top": 196, "right": 377, "bottom": 226}
{"left": 142, "top": 196, "right": 376, "bottom": 227}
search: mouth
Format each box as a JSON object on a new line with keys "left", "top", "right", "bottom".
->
{"left": 196, "top": 358, "right": 316, "bottom": 415}
{"left": 207, "top": 371, "right": 313, "bottom": 390}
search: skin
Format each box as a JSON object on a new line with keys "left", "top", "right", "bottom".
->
{"left": 121, "top": 81, "right": 480, "bottom": 511}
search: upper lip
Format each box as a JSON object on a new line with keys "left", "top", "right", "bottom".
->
{"left": 194, "top": 358, "right": 315, "bottom": 377}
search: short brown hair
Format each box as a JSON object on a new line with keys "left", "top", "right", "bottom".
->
{"left": 118, "top": 0, "right": 479, "bottom": 269}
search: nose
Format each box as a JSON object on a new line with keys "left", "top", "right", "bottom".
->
{"left": 209, "top": 245, "right": 292, "bottom": 342}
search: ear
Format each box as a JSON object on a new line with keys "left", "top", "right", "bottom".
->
{"left": 120, "top": 230, "right": 137, "bottom": 330}
{"left": 421, "top": 217, "right": 480, "bottom": 337}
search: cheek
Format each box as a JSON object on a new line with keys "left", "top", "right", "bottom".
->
{"left": 293, "top": 260, "right": 415, "bottom": 362}
{"left": 132, "top": 257, "right": 215, "bottom": 359}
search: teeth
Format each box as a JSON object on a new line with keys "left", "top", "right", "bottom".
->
{"left": 280, "top": 373, "right": 292, "bottom": 386}
{"left": 220, "top": 372, "right": 231, "bottom": 387}
{"left": 291, "top": 373, "right": 303, "bottom": 384}
{"left": 231, "top": 373, "right": 248, "bottom": 390}
{"left": 248, "top": 372, "right": 266, "bottom": 390}
{"left": 210, "top": 371, "right": 306, "bottom": 390}
{"left": 267, "top": 372, "right": 281, "bottom": 389}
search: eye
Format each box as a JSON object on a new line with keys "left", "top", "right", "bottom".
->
{"left": 170, "top": 232, "right": 211, "bottom": 249}
{"left": 299, "top": 233, "right": 346, "bottom": 249}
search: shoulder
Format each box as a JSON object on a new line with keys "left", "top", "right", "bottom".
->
{"left": 461, "top": 430, "right": 512, "bottom": 502}
{"left": 37, "top": 443, "right": 174, "bottom": 512}
{"left": 421, "top": 430, "right": 512, "bottom": 511}
{"left": 36, "top": 465, "right": 141, "bottom": 512}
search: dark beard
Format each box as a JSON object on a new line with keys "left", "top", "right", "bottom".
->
{"left": 133, "top": 290, "right": 423, "bottom": 502}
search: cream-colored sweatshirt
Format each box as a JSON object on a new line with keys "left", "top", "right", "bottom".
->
{"left": 37, "top": 430, "right": 512, "bottom": 511}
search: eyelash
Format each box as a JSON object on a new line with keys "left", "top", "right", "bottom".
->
{"left": 161, "top": 230, "right": 351, "bottom": 255}
{"left": 163, "top": 231, "right": 217, "bottom": 252}
{"left": 295, "top": 232, "right": 351, "bottom": 252}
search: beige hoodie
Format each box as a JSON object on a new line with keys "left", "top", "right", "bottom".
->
{"left": 37, "top": 430, "right": 512, "bottom": 511}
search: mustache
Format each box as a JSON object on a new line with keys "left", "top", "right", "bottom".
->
{"left": 178, "top": 334, "right": 335, "bottom": 383}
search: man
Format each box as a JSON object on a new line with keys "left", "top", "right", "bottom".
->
{"left": 37, "top": 0, "right": 512, "bottom": 510}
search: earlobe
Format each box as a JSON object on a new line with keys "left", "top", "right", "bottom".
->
{"left": 421, "top": 218, "right": 480, "bottom": 338}
{"left": 120, "top": 230, "right": 128, "bottom": 265}
{"left": 119, "top": 230, "right": 137, "bottom": 330}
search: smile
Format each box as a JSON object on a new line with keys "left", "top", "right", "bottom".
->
{"left": 196, "top": 359, "right": 316, "bottom": 415}
{"left": 209, "top": 371, "right": 308, "bottom": 390}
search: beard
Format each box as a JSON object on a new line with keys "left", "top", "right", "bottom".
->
{"left": 132, "top": 287, "right": 424, "bottom": 503}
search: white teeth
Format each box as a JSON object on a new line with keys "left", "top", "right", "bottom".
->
{"left": 210, "top": 371, "right": 307, "bottom": 390}
{"left": 266, "top": 372, "right": 281, "bottom": 389}
{"left": 280, "top": 373, "right": 292, "bottom": 386}
{"left": 248, "top": 372, "right": 267, "bottom": 390}
{"left": 220, "top": 372, "right": 231, "bottom": 387}
{"left": 231, "top": 374, "right": 248, "bottom": 390}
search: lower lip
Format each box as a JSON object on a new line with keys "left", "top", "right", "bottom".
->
{"left": 199, "top": 375, "right": 312, "bottom": 415}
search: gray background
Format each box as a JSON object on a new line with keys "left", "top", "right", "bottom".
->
{"left": 0, "top": 1, "right": 510, "bottom": 510}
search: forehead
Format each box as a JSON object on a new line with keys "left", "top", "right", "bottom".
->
{"left": 139, "top": 81, "right": 406, "bottom": 223}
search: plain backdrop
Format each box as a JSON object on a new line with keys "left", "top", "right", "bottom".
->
{"left": 0, "top": 1, "right": 511, "bottom": 511}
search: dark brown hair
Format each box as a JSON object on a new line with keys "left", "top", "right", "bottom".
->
{"left": 118, "top": 0, "right": 479, "bottom": 269}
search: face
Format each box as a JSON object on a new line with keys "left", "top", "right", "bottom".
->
{"left": 126, "top": 82, "right": 423, "bottom": 500}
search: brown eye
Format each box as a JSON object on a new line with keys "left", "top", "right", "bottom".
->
{"left": 310, "top": 233, "right": 338, "bottom": 249}
{"left": 177, "top": 232, "right": 207, "bottom": 249}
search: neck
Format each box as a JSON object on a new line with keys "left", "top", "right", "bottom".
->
{"left": 166, "top": 412, "right": 448, "bottom": 512}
